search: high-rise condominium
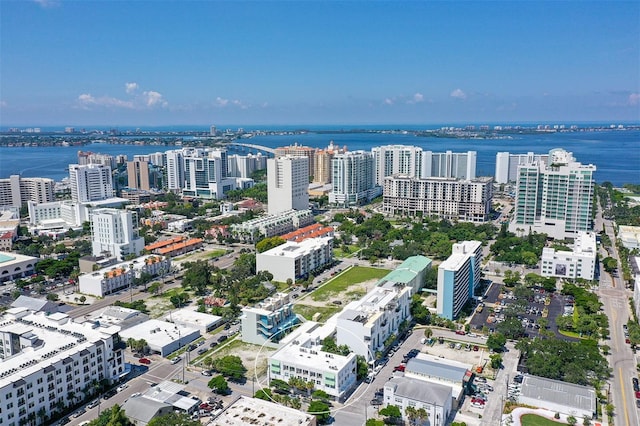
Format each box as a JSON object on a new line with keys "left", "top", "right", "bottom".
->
{"left": 69, "top": 163, "right": 114, "bottom": 203}
{"left": 495, "top": 152, "right": 549, "bottom": 184}
{"left": 0, "top": 175, "right": 54, "bottom": 208}
{"left": 329, "top": 151, "right": 379, "bottom": 207}
{"left": 127, "top": 160, "right": 150, "bottom": 190}
{"left": 90, "top": 208, "right": 144, "bottom": 260}
{"left": 509, "top": 148, "right": 596, "bottom": 240}
{"left": 267, "top": 156, "right": 309, "bottom": 215}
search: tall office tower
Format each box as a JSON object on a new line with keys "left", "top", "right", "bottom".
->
{"left": 0, "top": 175, "right": 55, "bottom": 208}
{"left": 127, "top": 160, "right": 151, "bottom": 190}
{"left": 274, "top": 144, "right": 317, "bottom": 181}
{"left": 509, "top": 148, "right": 596, "bottom": 240}
{"left": 182, "top": 148, "right": 234, "bottom": 200}
{"left": 372, "top": 145, "right": 424, "bottom": 186}
{"left": 165, "top": 149, "right": 185, "bottom": 191}
{"left": 69, "top": 164, "right": 114, "bottom": 203}
{"left": 329, "top": 150, "right": 379, "bottom": 207}
{"left": 210, "top": 125, "right": 217, "bottom": 136}
{"left": 495, "top": 152, "right": 549, "bottom": 184}
{"left": 267, "top": 156, "right": 309, "bottom": 215}
{"left": 90, "top": 208, "right": 144, "bottom": 260}
{"left": 421, "top": 150, "right": 477, "bottom": 180}
{"left": 437, "top": 240, "right": 482, "bottom": 320}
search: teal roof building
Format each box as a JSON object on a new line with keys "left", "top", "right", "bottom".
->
{"left": 377, "top": 255, "right": 432, "bottom": 293}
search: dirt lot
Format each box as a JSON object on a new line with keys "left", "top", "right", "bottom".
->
{"left": 296, "top": 278, "right": 379, "bottom": 308}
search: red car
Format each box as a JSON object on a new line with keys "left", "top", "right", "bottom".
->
{"left": 635, "top": 391, "right": 640, "bottom": 399}
{"left": 393, "top": 365, "right": 406, "bottom": 372}
{"left": 626, "top": 338, "right": 631, "bottom": 344}
{"left": 455, "top": 330, "right": 466, "bottom": 335}
{"left": 139, "top": 358, "right": 151, "bottom": 365}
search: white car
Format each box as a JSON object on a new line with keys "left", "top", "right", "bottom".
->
{"left": 116, "top": 384, "right": 128, "bottom": 392}
{"left": 130, "top": 392, "right": 141, "bottom": 398}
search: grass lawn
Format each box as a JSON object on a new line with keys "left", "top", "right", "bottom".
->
{"left": 333, "top": 245, "right": 359, "bottom": 258}
{"left": 206, "top": 249, "right": 227, "bottom": 259}
{"left": 293, "top": 304, "right": 341, "bottom": 322}
{"left": 520, "top": 414, "right": 566, "bottom": 426}
{"left": 310, "top": 266, "right": 390, "bottom": 302}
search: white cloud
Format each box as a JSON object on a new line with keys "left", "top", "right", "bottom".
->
{"left": 33, "top": 0, "right": 59, "bottom": 8}
{"left": 450, "top": 89, "right": 467, "bottom": 100}
{"left": 412, "top": 93, "right": 424, "bottom": 103}
{"left": 77, "top": 93, "right": 134, "bottom": 109}
{"left": 628, "top": 93, "right": 640, "bottom": 106}
{"left": 0, "top": 100, "right": 7, "bottom": 108}
{"left": 125, "top": 82, "right": 139, "bottom": 94}
{"left": 215, "top": 97, "right": 229, "bottom": 107}
{"left": 384, "top": 98, "right": 394, "bottom": 105}
{"left": 142, "top": 91, "right": 168, "bottom": 107}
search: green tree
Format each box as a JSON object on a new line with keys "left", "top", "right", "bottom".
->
{"left": 567, "top": 415, "right": 577, "bottom": 425}
{"left": 356, "top": 355, "right": 369, "bottom": 380}
{"left": 366, "top": 420, "right": 385, "bottom": 426}
{"left": 147, "top": 412, "right": 200, "bottom": 426}
{"left": 380, "top": 405, "right": 402, "bottom": 422}
{"left": 208, "top": 375, "right": 230, "bottom": 394}
{"left": 254, "top": 388, "right": 273, "bottom": 401}
{"left": 490, "top": 354, "right": 503, "bottom": 369}
{"left": 256, "top": 236, "right": 286, "bottom": 253}
{"left": 307, "top": 400, "right": 331, "bottom": 424}
{"left": 486, "top": 332, "right": 507, "bottom": 352}
{"left": 212, "top": 355, "right": 246, "bottom": 380}
{"left": 87, "top": 405, "right": 132, "bottom": 426}
{"left": 46, "top": 293, "right": 59, "bottom": 301}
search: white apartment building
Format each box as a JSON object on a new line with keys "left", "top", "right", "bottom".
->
{"left": 422, "top": 150, "right": 477, "bottom": 181}
{"left": 69, "top": 164, "right": 114, "bottom": 203}
{"left": 241, "top": 292, "right": 299, "bottom": 347}
{"left": 495, "top": 152, "right": 549, "bottom": 184}
{"left": 183, "top": 148, "right": 236, "bottom": 199}
{"left": 230, "top": 209, "right": 314, "bottom": 242}
{"left": 268, "top": 322, "right": 357, "bottom": 399}
{"left": 383, "top": 175, "right": 493, "bottom": 223}
{"left": 0, "top": 175, "right": 55, "bottom": 208}
{"left": 372, "top": 145, "right": 424, "bottom": 186}
{"left": 541, "top": 231, "right": 597, "bottom": 280}
{"left": 256, "top": 236, "right": 333, "bottom": 283}
{"left": 437, "top": 241, "right": 483, "bottom": 320}
{"left": 267, "top": 156, "right": 309, "bottom": 215}
{"left": 336, "top": 282, "right": 412, "bottom": 361}
{"left": 329, "top": 151, "right": 380, "bottom": 207}
{"left": 0, "top": 308, "right": 126, "bottom": 426}
{"left": 227, "top": 153, "right": 267, "bottom": 178}
{"left": 90, "top": 208, "right": 144, "bottom": 260}
{"left": 78, "top": 254, "right": 170, "bottom": 297}
{"left": 509, "top": 148, "right": 596, "bottom": 240}
{"left": 165, "top": 149, "right": 185, "bottom": 191}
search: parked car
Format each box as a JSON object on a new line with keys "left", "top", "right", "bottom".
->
{"left": 72, "top": 409, "right": 86, "bottom": 418}
{"left": 393, "top": 365, "right": 405, "bottom": 372}
{"left": 633, "top": 377, "right": 640, "bottom": 392}
{"left": 171, "top": 357, "right": 182, "bottom": 365}
{"left": 370, "top": 398, "right": 383, "bottom": 406}
{"left": 87, "top": 400, "right": 99, "bottom": 409}
{"left": 202, "top": 370, "right": 212, "bottom": 376}
{"left": 210, "top": 342, "right": 218, "bottom": 348}
{"left": 455, "top": 330, "right": 466, "bottom": 335}
{"left": 116, "top": 384, "right": 128, "bottom": 392}
{"left": 198, "top": 348, "right": 207, "bottom": 355}
{"left": 217, "top": 335, "right": 228, "bottom": 343}
{"left": 139, "top": 358, "right": 151, "bottom": 365}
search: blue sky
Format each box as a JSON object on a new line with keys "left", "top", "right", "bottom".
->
{"left": 1, "top": 0, "right": 639, "bottom": 127}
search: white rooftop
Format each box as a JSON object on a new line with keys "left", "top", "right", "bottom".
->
{"left": 439, "top": 241, "right": 481, "bottom": 271}
{"left": 0, "top": 309, "right": 121, "bottom": 388}
{"left": 119, "top": 319, "right": 198, "bottom": 348}
{"left": 573, "top": 231, "right": 597, "bottom": 255}
{"left": 213, "top": 395, "right": 315, "bottom": 426}
{"left": 261, "top": 236, "right": 332, "bottom": 259}
{"left": 165, "top": 308, "right": 222, "bottom": 327}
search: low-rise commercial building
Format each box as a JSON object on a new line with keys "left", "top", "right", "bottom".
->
{"left": 383, "top": 376, "right": 452, "bottom": 425}
{"left": 241, "top": 292, "right": 299, "bottom": 347}
{"left": 268, "top": 322, "right": 357, "bottom": 399}
{"left": 336, "top": 282, "right": 412, "bottom": 361}
{"left": 518, "top": 374, "right": 596, "bottom": 419}
{"left": 403, "top": 353, "right": 471, "bottom": 403}
{"left": 436, "top": 241, "right": 482, "bottom": 320}
{"left": 164, "top": 308, "right": 223, "bottom": 335}
{"left": 256, "top": 236, "right": 333, "bottom": 283}
{"left": 213, "top": 395, "right": 316, "bottom": 426}
{"left": 0, "top": 252, "right": 39, "bottom": 283}
{"left": 540, "top": 231, "right": 597, "bottom": 280}
{"left": 0, "top": 308, "right": 126, "bottom": 426}
{"left": 618, "top": 225, "right": 640, "bottom": 250}
{"left": 376, "top": 255, "right": 432, "bottom": 294}
{"left": 119, "top": 319, "right": 199, "bottom": 357}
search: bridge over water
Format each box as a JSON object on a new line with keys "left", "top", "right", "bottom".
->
{"left": 224, "top": 141, "right": 275, "bottom": 154}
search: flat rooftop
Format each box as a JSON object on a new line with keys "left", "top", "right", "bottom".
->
{"left": 261, "top": 236, "right": 332, "bottom": 258}
{"left": 385, "top": 376, "right": 451, "bottom": 406}
{"left": 213, "top": 396, "right": 315, "bottom": 426}
{"left": 379, "top": 255, "right": 432, "bottom": 284}
{"left": 406, "top": 353, "right": 471, "bottom": 383}
{"left": 165, "top": 308, "right": 222, "bottom": 327}
{"left": 119, "top": 319, "right": 198, "bottom": 348}
{"left": 521, "top": 374, "right": 596, "bottom": 414}
{"left": 0, "top": 251, "right": 38, "bottom": 266}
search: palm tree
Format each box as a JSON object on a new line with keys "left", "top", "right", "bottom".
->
{"left": 423, "top": 328, "right": 433, "bottom": 338}
{"left": 36, "top": 407, "right": 47, "bottom": 425}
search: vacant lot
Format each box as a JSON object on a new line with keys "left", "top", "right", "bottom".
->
{"left": 310, "top": 266, "right": 390, "bottom": 302}
{"left": 292, "top": 304, "right": 341, "bottom": 322}
{"left": 200, "top": 338, "right": 277, "bottom": 378}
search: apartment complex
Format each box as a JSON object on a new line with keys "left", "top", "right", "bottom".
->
{"left": 268, "top": 322, "right": 358, "bottom": 399}
{"left": 495, "top": 151, "right": 549, "bottom": 184}
{"left": 436, "top": 241, "right": 483, "bottom": 320}
{"left": 540, "top": 231, "right": 597, "bottom": 280}
{"left": 0, "top": 308, "right": 126, "bottom": 426}
{"left": 69, "top": 164, "right": 114, "bottom": 203}
{"left": 90, "top": 208, "right": 144, "bottom": 260}
{"left": 126, "top": 160, "right": 151, "bottom": 190}
{"left": 230, "top": 209, "right": 314, "bottom": 242}
{"left": 241, "top": 292, "right": 299, "bottom": 346}
{"left": 78, "top": 254, "right": 170, "bottom": 297}
{"left": 329, "top": 151, "right": 380, "bottom": 207}
{"left": 383, "top": 175, "right": 493, "bottom": 222}
{"left": 256, "top": 236, "right": 333, "bottom": 283}
{"left": 0, "top": 175, "right": 55, "bottom": 208}
{"left": 164, "top": 148, "right": 237, "bottom": 199}
{"left": 509, "top": 148, "right": 596, "bottom": 240}
{"left": 267, "top": 156, "right": 309, "bottom": 215}
{"left": 336, "top": 282, "right": 412, "bottom": 360}
{"left": 274, "top": 144, "right": 317, "bottom": 181}
{"left": 227, "top": 153, "right": 267, "bottom": 178}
